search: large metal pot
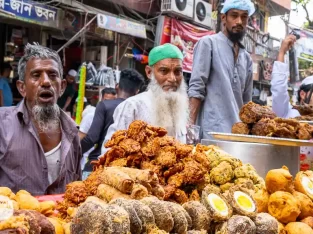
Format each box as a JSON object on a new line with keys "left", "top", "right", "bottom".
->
{"left": 201, "top": 139, "right": 300, "bottom": 178}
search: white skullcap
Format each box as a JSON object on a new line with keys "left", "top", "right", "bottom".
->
{"left": 301, "top": 76, "right": 313, "bottom": 86}
{"left": 221, "top": 0, "right": 255, "bottom": 16}
{"left": 68, "top": 69, "right": 77, "bottom": 77}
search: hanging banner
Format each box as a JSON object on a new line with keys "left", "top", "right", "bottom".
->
{"left": 97, "top": 14, "right": 146, "bottom": 39}
{"left": 0, "top": 0, "right": 59, "bottom": 27}
{"left": 164, "top": 18, "right": 214, "bottom": 73}
{"left": 295, "top": 30, "right": 313, "bottom": 62}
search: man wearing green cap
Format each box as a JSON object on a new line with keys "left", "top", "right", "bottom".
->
{"left": 188, "top": 0, "right": 255, "bottom": 138}
{"left": 102, "top": 43, "right": 189, "bottom": 151}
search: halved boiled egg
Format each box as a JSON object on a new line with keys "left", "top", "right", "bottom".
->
{"left": 302, "top": 176, "right": 313, "bottom": 195}
{"left": 207, "top": 193, "right": 229, "bottom": 217}
{"left": 233, "top": 191, "right": 256, "bottom": 213}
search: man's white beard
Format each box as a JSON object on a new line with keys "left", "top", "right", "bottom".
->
{"left": 147, "top": 74, "right": 190, "bottom": 137}
{"left": 32, "top": 103, "right": 60, "bottom": 133}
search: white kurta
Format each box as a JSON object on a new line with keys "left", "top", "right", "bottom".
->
{"left": 101, "top": 90, "right": 187, "bottom": 155}
{"left": 271, "top": 61, "right": 313, "bottom": 171}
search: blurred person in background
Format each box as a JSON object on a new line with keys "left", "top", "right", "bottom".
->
{"left": 81, "top": 69, "right": 144, "bottom": 178}
{"left": 57, "top": 69, "right": 77, "bottom": 111}
{"left": 101, "top": 87, "right": 117, "bottom": 100}
{"left": 0, "top": 63, "right": 13, "bottom": 107}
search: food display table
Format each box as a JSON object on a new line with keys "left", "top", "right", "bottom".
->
{"left": 201, "top": 139, "right": 300, "bottom": 178}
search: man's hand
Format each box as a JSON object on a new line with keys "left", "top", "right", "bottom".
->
{"left": 278, "top": 35, "right": 297, "bottom": 62}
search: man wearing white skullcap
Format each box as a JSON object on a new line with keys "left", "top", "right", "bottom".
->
{"left": 271, "top": 35, "right": 313, "bottom": 118}
{"left": 57, "top": 69, "right": 77, "bottom": 111}
{"left": 189, "top": 0, "right": 255, "bottom": 137}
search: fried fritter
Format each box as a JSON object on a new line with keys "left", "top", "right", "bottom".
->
{"left": 127, "top": 120, "right": 147, "bottom": 142}
{"left": 232, "top": 122, "right": 250, "bottom": 135}
{"left": 297, "top": 123, "right": 312, "bottom": 140}
{"left": 210, "top": 161, "right": 234, "bottom": 185}
{"left": 173, "top": 189, "right": 189, "bottom": 204}
{"left": 64, "top": 181, "right": 88, "bottom": 205}
{"left": 83, "top": 167, "right": 104, "bottom": 195}
{"left": 140, "top": 161, "right": 162, "bottom": 177}
{"left": 155, "top": 146, "right": 177, "bottom": 168}
{"left": 101, "top": 146, "right": 126, "bottom": 166}
{"left": 193, "top": 152, "right": 210, "bottom": 170}
{"left": 163, "top": 185, "right": 176, "bottom": 200}
{"left": 251, "top": 118, "right": 276, "bottom": 136}
{"left": 109, "top": 158, "right": 128, "bottom": 167}
{"left": 181, "top": 159, "right": 206, "bottom": 185}
{"left": 189, "top": 189, "right": 200, "bottom": 201}
{"left": 239, "top": 101, "right": 276, "bottom": 124}
{"left": 167, "top": 173, "right": 184, "bottom": 187}
{"left": 146, "top": 125, "right": 167, "bottom": 137}
{"left": 119, "top": 138, "right": 141, "bottom": 154}
{"left": 141, "top": 139, "right": 160, "bottom": 157}
{"left": 175, "top": 143, "right": 193, "bottom": 158}
{"left": 293, "top": 104, "right": 313, "bottom": 115}
{"left": 105, "top": 130, "right": 127, "bottom": 148}
{"left": 163, "top": 163, "right": 184, "bottom": 179}
{"left": 126, "top": 152, "right": 144, "bottom": 167}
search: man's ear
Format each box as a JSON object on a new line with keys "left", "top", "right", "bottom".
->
{"left": 300, "top": 90, "right": 307, "bottom": 103}
{"left": 60, "top": 79, "right": 67, "bottom": 96}
{"left": 16, "top": 80, "right": 26, "bottom": 98}
{"left": 145, "top": 65, "right": 152, "bottom": 79}
{"left": 221, "top": 13, "right": 226, "bottom": 24}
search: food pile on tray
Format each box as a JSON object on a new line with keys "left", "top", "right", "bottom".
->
{"left": 253, "top": 166, "right": 313, "bottom": 234}
{"left": 3, "top": 120, "right": 313, "bottom": 233}
{"left": 232, "top": 102, "right": 313, "bottom": 140}
{"left": 293, "top": 104, "right": 313, "bottom": 121}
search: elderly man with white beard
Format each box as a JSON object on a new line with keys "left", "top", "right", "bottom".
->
{"left": 0, "top": 43, "right": 82, "bottom": 195}
{"left": 102, "top": 43, "right": 189, "bottom": 154}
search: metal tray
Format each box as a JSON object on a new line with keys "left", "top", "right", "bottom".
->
{"left": 299, "top": 121, "right": 313, "bottom": 125}
{"left": 208, "top": 132, "right": 313, "bottom": 147}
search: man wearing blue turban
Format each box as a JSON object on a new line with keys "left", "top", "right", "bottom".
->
{"left": 188, "top": 0, "right": 255, "bottom": 138}
{"left": 101, "top": 43, "right": 189, "bottom": 151}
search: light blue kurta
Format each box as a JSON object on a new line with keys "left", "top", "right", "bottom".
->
{"left": 188, "top": 32, "right": 253, "bottom": 139}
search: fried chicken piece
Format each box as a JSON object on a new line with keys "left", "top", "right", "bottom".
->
{"left": 64, "top": 181, "right": 88, "bottom": 205}
{"left": 163, "top": 163, "right": 184, "bottom": 178}
{"left": 164, "top": 185, "right": 176, "bottom": 200}
{"left": 189, "top": 189, "right": 200, "bottom": 201}
{"left": 127, "top": 152, "right": 144, "bottom": 167}
{"left": 103, "top": 146, "right": 126, "bottom": 166}
{"left": 119, "top": 138, "right": 141, "bottom": 154}
{"left": 293, "top": 104, "right": 313, "bottom": 115}
{"left": 141, "top": 139, "right": 160, "bottom": 157}
{"left": 155, "top": 146, "right": 177, "bottom": 168}
{"left": 105, "top": 130, "right": 127, "bottom": 148}
{"left": 175, "top": 143, "right": 193, "bottom": 158}
{"left": 295, "top": 115, "right": 313, "bottom": 121}
{"left": 127, "top": 120, "right": 147, "bottom": 142}
{"left": 181, "top": 158, "right": 206, "bottom": 184}
{"left": 173, "top": 189, "right": 189, "bottom": 204}
{"left": 251, "top": 118, "right": 276, "bottom": 136}
{"left": 140, "top": 161, "right": 162, "bottom": 177}
{"left": 193, "top": 152, "right": 210, "bottom": 170}
{"left": 297, "top": 123, "right": 312, "bottom": 140}
{"left": 146, "top": 125, "right": 167, "bottom": 137}
{"left": 156, "top": 136, "right": 176, "bottom": 147}
{"left": 84, "top": 167, "right": 104, "bottom": 195}
{"left": 168, "top": 173, "right": 184, "bottom": 187}
{"left": 232, "top": 122, "right": 250, "bottom": 135}
{"left": 240, "top": 101, "right": 277, "bottom": 124}
{"left": 109, "top": 158, "right": 128, "bottom": 167}
{"left": 195, "top": 144, "right": 210, "bottom": 153}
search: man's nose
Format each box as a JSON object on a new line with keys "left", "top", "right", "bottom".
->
{"left": 168, "top": 72, "right": 177, "bottom": 83}
{"left": 40, "top": 73, "right": 52, "bottom": 87}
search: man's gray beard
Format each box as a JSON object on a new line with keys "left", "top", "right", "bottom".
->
{"left": 32, "top": 104, "right": 60, "bottom": 133}
{"left": 147, "top": 74, "right": 190, "bottom": 137}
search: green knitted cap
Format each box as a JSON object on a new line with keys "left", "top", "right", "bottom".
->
{"left": 148, "top": 43, "right": 183, "bottom": 66}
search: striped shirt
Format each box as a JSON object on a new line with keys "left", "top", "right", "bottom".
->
{"left": 0, "top": 99, "right": 82, "bottom": 195}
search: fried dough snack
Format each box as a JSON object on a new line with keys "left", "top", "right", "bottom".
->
{"left": 239, "top": 101, "right": 276, "bottom": 124}
{"left": 293, "top": 104, "right": 313, "bottom": 115}
{"left": 232, "top": 122, "right": 250, "bottom": 135}
{"left": 268, "top": 191, "right": 301, "bottom": 224}
{"left": 265, "top": 166, "right": 294, "bottom": 194}
{"left": 64, "top": 181, "right": 88, "bottom": 205}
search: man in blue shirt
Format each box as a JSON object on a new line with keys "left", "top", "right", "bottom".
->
{"left": 0, "top": 63, "right": 13, "bottom": 107}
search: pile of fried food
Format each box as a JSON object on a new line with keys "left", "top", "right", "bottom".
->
{"left": 0, "top": 188, "right": 70, "bottom": 234}
{"left": 232, "top": 102, "right": 313, "bottom": 140}
{"left": 254, "top": 166, "right": 313, "bottom": 234}
{"left": 294, "top": 104, "right": 313, "bottom": 121}
{"left": 92, "top": 120, "right": 266, "bottom": 203}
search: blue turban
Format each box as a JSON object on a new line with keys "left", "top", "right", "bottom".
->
{"left": 221, "top": 0, "right": 255, "bottom": 16}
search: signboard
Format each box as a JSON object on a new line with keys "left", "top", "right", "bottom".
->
{"left": 0, "top": 0, "right": 58, "bottom": 27}
{"left": 169, "top": 18, "right": 214, "bottom": 73}
{"left": 295, "top": 29, "right": 313, "bottom": 62}
{"left": 97, "top": 14, "right": 146, "bottom": 39}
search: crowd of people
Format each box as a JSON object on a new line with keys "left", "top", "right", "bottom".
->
{"left": 0, "top": 0, "right": 312, "bottom": 195}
